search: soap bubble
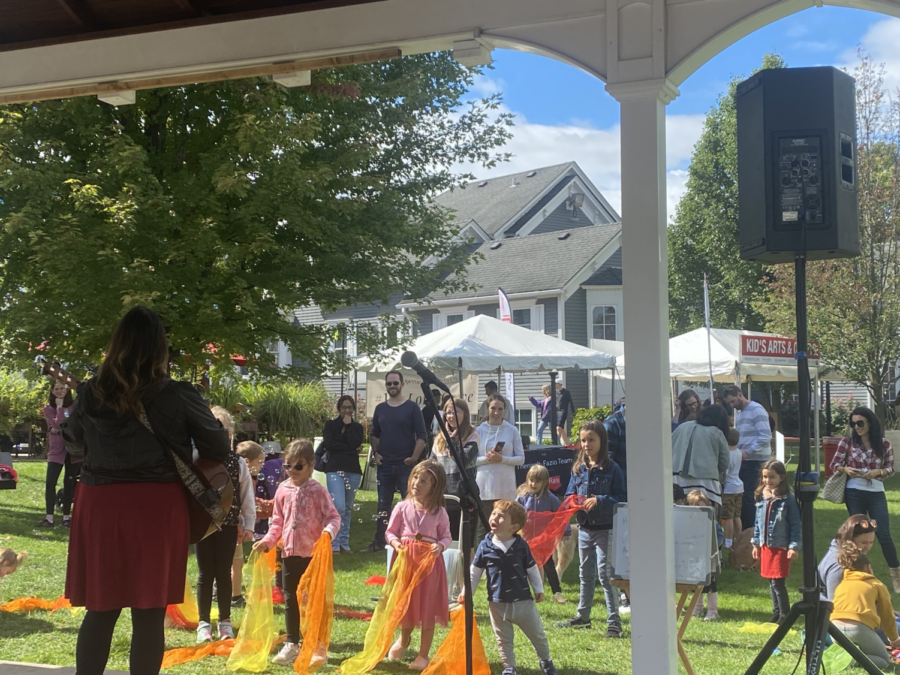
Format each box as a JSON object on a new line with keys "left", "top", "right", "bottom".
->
{"left": 352, "top": 504, "right": 362, "bottom": 511}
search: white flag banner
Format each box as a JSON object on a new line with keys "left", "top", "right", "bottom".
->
{"left": 498, "top": 288, "right": 515, "bottom": 417}
{"left": 498, "top": 287, "right": 512, "bottom": 323}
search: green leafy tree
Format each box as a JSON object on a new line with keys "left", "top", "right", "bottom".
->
{"left": 668, "top": 53, "right": 785, "bottom": 336}
{"left": 0, "top": 54, "right": 513, "bottom": 377}
{"left": 759, "top": 53, "right": 900, "bottom": 425}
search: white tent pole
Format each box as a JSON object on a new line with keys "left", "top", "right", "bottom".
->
{"left": 704, "top": 273, "right": 715, "bottom": 395}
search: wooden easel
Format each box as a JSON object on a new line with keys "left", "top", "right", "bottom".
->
{"left": 611, "top": 579, "right": 705, "bottom": 675}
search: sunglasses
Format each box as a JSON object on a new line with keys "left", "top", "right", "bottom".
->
{"left": 386, "top": 381, "right": 402, "bottom": 387}
{"left": 851, "top": 419, "right": 868, "bottom": 428}
{"left": 857, "top": 519, "right": 878, "bottom": 530}
{"left": 284, "top": 462, "right": 306, "bottom": 471}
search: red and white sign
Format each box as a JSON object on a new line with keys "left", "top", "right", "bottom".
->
{"left": 740, "top": 335, "right": 819, "bottom": 366}
{"left": 498, "top": 287, "right": 512, "bottom": 323}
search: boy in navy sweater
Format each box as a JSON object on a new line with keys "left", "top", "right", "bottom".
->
{"left": 461, "top": 500, "right": 557, "bottom": 675}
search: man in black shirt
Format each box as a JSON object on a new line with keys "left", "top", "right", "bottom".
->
{"left": 555, "top": 381, "right": 575, "bottom": 446}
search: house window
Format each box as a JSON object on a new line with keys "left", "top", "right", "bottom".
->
{"left": 515, "top": 408, "right": 533, "bottom": 440}
{"left": 446, "top": 314, "right": 464, "bottom": 326}
{"left": 331, "top": 332, "right": 347, "bottom": 358}
{"left": 512, "top": 308, "right": 531, "bottom": 329}
{"left": 354, "top": 323, "right": 378, "bottom": 357}
{"left": 592, "top": 306, "right": 617, "bottom": 340}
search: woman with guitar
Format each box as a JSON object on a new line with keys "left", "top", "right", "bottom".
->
{"left": 60, "top": 307, "right": 231, "bottom": 675}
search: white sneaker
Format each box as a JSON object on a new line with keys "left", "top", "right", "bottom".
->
{"left": 618, "top": 604, "right": 631, "bottom": 615}
{"left": 196, "top": 621, "right": 214, "bottom": 643}
{"left": 272, "top": 642, "right": 301, "bottom": 666}
{"left": 218, "top": 619, "right": 234, "bottom": 639}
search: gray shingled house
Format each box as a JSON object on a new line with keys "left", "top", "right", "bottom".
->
{"left": 288, "top": 162, "right": 624, "bottom": 436}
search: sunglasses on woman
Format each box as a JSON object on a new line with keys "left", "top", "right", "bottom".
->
{"left": 851, "top": 419, "right": 868, "bottom": 428}
{"left": 284, "top": 462, "right": 306, "bottom": 471}
{"left": 857, "top": 519, "right": 878, "bottom": 530}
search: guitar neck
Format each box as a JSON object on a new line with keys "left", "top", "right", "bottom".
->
{"left": 40, "top": 361, "right": 82, "bottom": 389}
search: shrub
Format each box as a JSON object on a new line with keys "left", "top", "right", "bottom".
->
{"left": 779, "top": 396, "right": 864, "bottom": 437}
{"left": 247, "top": 381, "right": 333, "bottom": 439}
{"left": 0, "top": 369, "right": 47, "bottom": 435}
{"left": 571, "top": 406, "right": 612, "bottom": 434}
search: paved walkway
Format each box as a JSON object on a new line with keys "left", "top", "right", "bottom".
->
{"left": 0, "top": 662, "right": 129, "bottom": 675}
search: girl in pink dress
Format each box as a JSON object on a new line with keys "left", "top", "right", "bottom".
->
{"left": 386, "top": 459, "right": 451, "bottom": 671}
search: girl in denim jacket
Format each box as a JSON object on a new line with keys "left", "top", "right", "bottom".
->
{"left": 751, "top": 459, "right": 801, "bottom": 623}
{"left": 558, "top": 419, "right": 627, "bottom": 637}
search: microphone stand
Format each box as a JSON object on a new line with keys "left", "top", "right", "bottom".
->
{"left": 420, "top": 382, "right": 490, "bottom": 675}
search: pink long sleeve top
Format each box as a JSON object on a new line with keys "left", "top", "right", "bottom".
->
{"left": 385, "top": 500, "right": 452, "bottom": 551}
{"left": 44, "top": 404, "right": 78, "bottom": 464}
{"left": 260, "top": 478, "right": 341, "bottom": 558}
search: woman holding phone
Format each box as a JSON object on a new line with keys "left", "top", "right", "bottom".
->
{"left": 830, "top": 406, "right": 899, "bottom": 591}
{"left": 475, "top": 394, "right": 525, "bottom": 540}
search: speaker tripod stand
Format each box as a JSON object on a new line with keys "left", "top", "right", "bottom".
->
{"left": 744, "top": 252, "right": 882, "bottom": 675}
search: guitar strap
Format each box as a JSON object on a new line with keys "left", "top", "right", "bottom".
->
{"left": 137, "top": 403, "right": 226, "bottom": 524}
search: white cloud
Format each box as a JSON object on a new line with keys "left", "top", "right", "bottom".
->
{"left": 458, "top": 81, "right": 705, "bottom": 220}
{"left": 838, "top": 18, "right": 900, "bottom": 92}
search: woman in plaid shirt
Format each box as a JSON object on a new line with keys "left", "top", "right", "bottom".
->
{"left": 829, "top": 406, "right": 899, "bottom": 592}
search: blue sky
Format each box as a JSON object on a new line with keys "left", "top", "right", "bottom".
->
{"left": 465, "top": 7, "right": 900, "bottom": 217}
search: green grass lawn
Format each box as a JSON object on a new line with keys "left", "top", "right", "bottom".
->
{"left": 2, "top": 460, "right": 898, "bottom": 674}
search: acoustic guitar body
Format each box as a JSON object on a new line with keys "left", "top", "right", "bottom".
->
{"left": 189, "top": 457, "right": 235, "bottom": 544}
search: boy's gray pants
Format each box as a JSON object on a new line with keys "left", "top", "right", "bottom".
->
{"left": 488, "top": 600, "right": 551, "bottom": 669}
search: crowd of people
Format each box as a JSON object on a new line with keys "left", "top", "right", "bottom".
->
{"left": 8, "top": 305, "right": 900, "bottom": 674}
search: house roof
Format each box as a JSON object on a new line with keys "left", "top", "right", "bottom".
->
{"left": 418, "top": 222, "right": 621, "bottom": 302}
{"left": 583, "top": 248, "right": 622, "bottom": 286}
{"left": 433, "top": 163, "right": 572, "bottom": 238}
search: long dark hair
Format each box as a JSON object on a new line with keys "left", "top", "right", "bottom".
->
{"left": 47, "top": 384, "right": 74, "bottom": 408}
{"left": 677, "top": 389, "right": 701, "bottom": 423}
{"left": 754, "top": 459, "right": 790, "bottom": 501}
{"left": 573, "top": 419, "right": 610, "bottom": 473}
{"left": 697, "top": 404, "right": 730, "bottom": 440}
{"left": 90, "top": 306, "right": 169, "bottom": 417}
{"left": 849, "top": 406, "right": 884, "bottom": 458}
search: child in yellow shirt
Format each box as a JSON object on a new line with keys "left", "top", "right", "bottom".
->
{"left": 832, "top": 544, "right": 900, "bottom": 669}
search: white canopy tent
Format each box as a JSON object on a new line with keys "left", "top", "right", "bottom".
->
{"left": 595, "top": 328, "right": 848, "bottom": 383}
{"left": 595, "top": 328, "right": 854, "bottom": 470}
{"left": 357, "top": 314, "right": 616, "bottom": 374}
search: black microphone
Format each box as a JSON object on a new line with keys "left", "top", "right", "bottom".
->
{"left": 400, "top": 351, "right": 451, "bottom": 394}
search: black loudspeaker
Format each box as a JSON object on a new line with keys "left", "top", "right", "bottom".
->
{"left": 736, "top": 66, "right": 859, "bottom": 263}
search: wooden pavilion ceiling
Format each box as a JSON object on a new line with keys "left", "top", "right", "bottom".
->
{"left": 0, "top": 0, "right": 386, "bottom": 52}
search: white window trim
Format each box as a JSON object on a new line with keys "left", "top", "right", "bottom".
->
{"left": 434, "top": 308, "right": 474, "bottom": 331}
{"left": 496, "top": 301, "right": 545, "bottom": 333}
{"left": 515, "top": 408, "right": 534, "bottom": 438}
{"left": 590, "top": 304, "right": 619, "bottom": 342}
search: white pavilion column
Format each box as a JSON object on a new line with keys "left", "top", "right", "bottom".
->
{"left": 606, "top": 78, "right": 679, "bottom": 675}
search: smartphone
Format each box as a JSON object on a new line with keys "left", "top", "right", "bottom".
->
{"left": 493, "top": 441, "right": 505, "bottom": 453}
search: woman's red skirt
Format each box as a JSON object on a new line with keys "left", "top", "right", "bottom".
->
{"left": 66, "top": 481, "right": 190, "bottom": 611}
{"left": 759, "top": 545, "right": 792, "bottom": 579}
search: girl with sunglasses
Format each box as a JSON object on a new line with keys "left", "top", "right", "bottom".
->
{"left": 254, "top": 439, "right": 341, "bottom": 667}
{"left": 829, "top": 406, "right": 899, "bottom": 592}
